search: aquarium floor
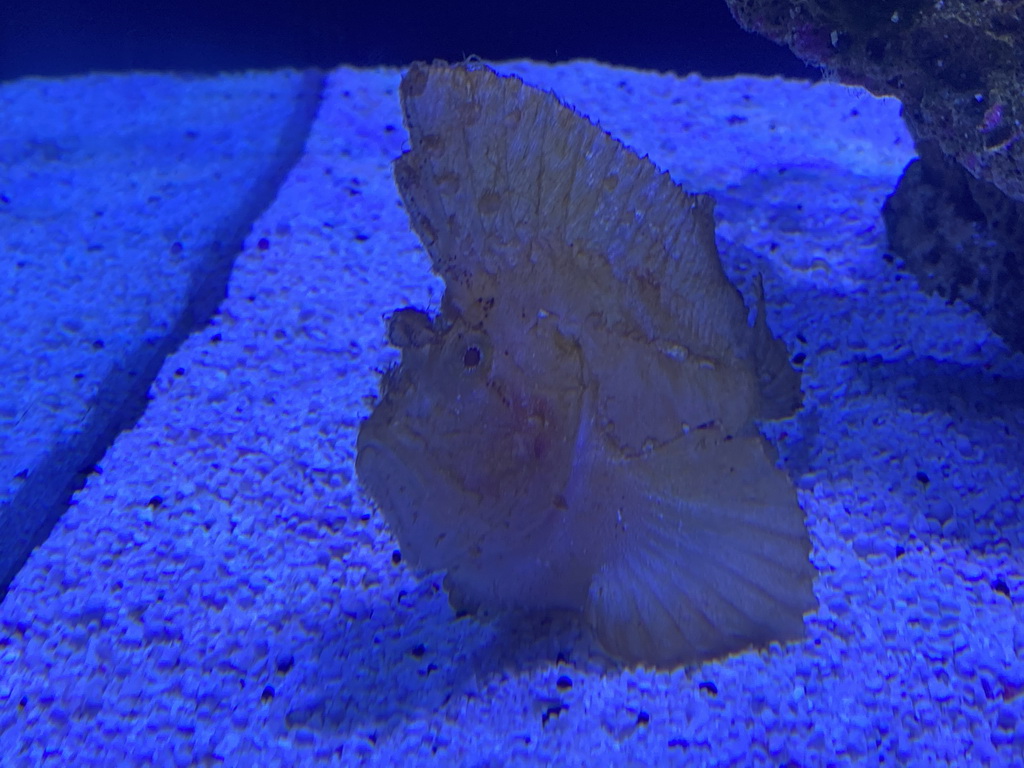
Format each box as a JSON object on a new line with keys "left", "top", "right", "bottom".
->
{"left": 1, "top": 61, "right": 1023, "bottom": 766}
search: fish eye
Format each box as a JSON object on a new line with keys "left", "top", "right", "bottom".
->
{"left": 463, "top": 346, "right": 482, "bottom": 368}
{"left": 445, "top": 329, "right": 490, "bottom": 373}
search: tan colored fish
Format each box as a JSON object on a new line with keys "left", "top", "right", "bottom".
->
{"left": 356, "top": 61, "right": 817, "bottom": 668}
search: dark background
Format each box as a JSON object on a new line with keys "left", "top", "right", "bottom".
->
{"left": 0, "top": 0, "right": 817, "bottom": 82}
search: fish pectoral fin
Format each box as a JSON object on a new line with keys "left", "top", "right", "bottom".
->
{"left": 583, "top": 435, "right": 817, "bottom": 668}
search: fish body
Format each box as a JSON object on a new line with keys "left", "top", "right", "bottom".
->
{"left": 356, "top": 61, "right": 816, "bottom": 668}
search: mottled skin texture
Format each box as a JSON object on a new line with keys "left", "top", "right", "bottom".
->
{"left": 356, "top": 62, "right": 817, "bottom": 668}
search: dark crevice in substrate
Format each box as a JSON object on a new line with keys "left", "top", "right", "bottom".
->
{"left": 0, "top": 69, "right": 326, "bottom": 602}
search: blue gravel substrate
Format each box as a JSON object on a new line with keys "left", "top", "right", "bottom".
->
{"left": 1, "top": 61, "right": 1023, "bottom": 767}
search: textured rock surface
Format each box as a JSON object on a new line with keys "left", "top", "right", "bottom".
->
{"left": 724, "top": 0, "right": 1024, "bottom": 350}
{"left": 725, "top": 0, "right": 1024, "bottom": 203}
{"left": 883, "top": 141, "right": 1024, "bottom": 352}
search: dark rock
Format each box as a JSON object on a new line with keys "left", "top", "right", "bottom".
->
{"left": 724, "top": 0, "right": 1024, "bottom": 203}
{"left": 883, "top": 141, "right": 1024, "bottom": 351}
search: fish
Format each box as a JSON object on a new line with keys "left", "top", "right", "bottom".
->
{"left": 356, "top": 61, "right": 817, "bottom": 668}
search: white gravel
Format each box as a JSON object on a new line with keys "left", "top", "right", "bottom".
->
{"left": 1, "top": 60, "right": 1023, "bottom": 767}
